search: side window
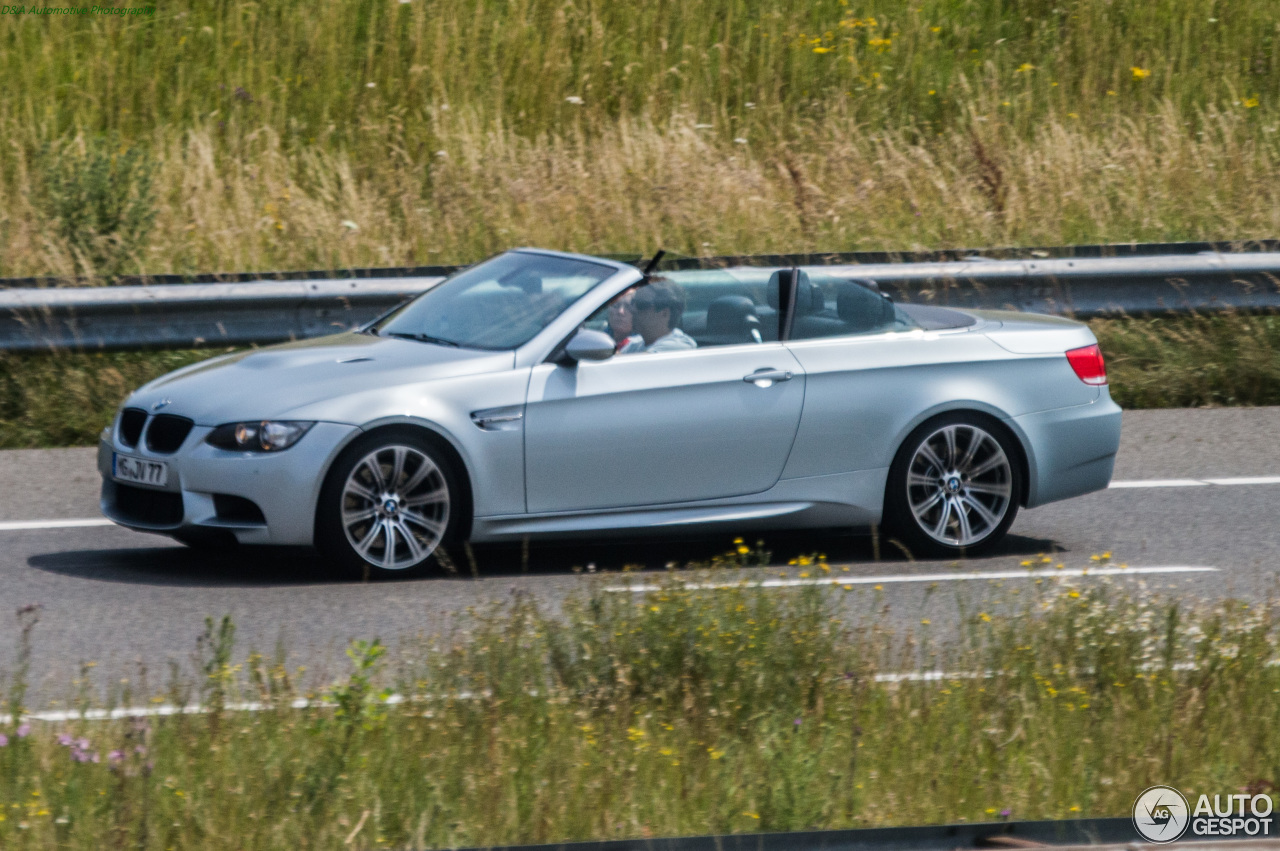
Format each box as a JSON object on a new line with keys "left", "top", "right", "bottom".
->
{"left": 788, "top": 271, "right": 910, "bottom": 340}
{"left": 665, "top": 270, "right": 775, "bottom": 348}
{"left": 591, "top": 270, "right": 780, "bottom": 354}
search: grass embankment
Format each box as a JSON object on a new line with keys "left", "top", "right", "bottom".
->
{"left": 1, "top": 573, "right": 1277, "bottom": 849}
{"left": 2, "top": 312, "right": 1277, "bottom": 449}
{"left": 1, "top": 0, "right": 1279, "bottom": 275}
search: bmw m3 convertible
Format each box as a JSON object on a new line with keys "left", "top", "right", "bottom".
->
{"left": 100, "top": 248, "right": 1121, "bottom": 577}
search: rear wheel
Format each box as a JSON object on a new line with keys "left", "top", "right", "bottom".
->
{"left": 884, "top": 414, "right": 1022, "bottom": 558}
{"left": 315, "top": 430, "right": 464, "bottom": 579}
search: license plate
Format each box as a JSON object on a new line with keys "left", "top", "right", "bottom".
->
{"left": 112, "top": 453, "right": 169, "bottom": 488}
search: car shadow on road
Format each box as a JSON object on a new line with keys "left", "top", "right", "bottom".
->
{"left": 27, "top": 531, "right": 1065, "bottom": 587}
{"left": 28, "top": 545, "right": 341, "bottom": 587}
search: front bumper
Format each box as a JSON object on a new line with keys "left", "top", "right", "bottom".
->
{"left": 99, "top": 421, "right": 361, "bottom": 545}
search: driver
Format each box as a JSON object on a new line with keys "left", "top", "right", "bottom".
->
{"left": 630, "top": 279, "right": 696, "bottom": 353}
{"left": 605, "top": 287, "right": 646, "bottom": 353}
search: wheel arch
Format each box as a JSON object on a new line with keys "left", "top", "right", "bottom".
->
{"left": 317, "top": 418, "right": 476, "bottom": 540}
{"left": 887, "top": 404, "right": 1033, "bottom": 508}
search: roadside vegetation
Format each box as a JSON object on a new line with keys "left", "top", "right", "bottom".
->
{"left": 0, "top": 0, "right": 1278, "bottom": 276}
{"left": 2, "top": 567, "right": 1278, "bottom": 849}
{"left": 3, "top": 311, "right": 1278, "bottom": 449}
{"left": 1, "top": 0, "right": 1278, "bottom": 445}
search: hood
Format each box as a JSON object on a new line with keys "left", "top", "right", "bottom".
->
{"left": 127, "top": 332, "right": 515, "bottom": 425}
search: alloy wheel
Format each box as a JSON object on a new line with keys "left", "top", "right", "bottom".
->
{"left": 906, "top": 423, "right": 1013, "bottom": 548}
{"left": 340, "top": 445, "right": 450, "bottom": 570}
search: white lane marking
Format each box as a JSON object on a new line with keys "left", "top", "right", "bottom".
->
{"left": 607, "top": 565, "right": 1217, "bottom": 593}
{"left": 2, "top": 658, "right": 1236, "bottom": 722}
{"left": 1110, "top": 475, "right": 1280, "bottom": 488}
{"left": 0, "top": 475, "right": 1276, "bottom": 530}
{"left": 0, "top": 518, "right": 115, "bottom": 531}
{"left": 1203, "top": 476, "right": 1280, "bottom": 486}
{"left": 1, "top": 696, "right": 379, "bottom": 724}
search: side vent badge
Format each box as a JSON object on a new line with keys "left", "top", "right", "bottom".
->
{"left": 470, "top": 406, "right": 524, "bottom": 432}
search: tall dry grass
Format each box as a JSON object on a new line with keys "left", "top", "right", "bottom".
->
{"left": 0, "top": 0, "right": 1277, "bottom": 277}
{"left": 4, "top": 109, "right": 1280, "bottom": 278}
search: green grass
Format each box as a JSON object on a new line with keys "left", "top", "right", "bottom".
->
{"left": 0, "top": 0, "right": 1278, "bottom": 276}
{"left": 0, "top": 348, "right": 220, "bottom": 449}
{"left": 2, "top": 569, "right": 1279, "bottom": 849}
{"left": 1, "top": 312, "right": 1277, "bottom": 450}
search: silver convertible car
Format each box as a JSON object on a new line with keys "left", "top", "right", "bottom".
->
{"left": 99, "top": 249, "right": 1121, "bottom": 577}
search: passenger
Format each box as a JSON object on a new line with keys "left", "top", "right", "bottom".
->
{"left": 631, "top": 279, "right": 697, "bottom": 352}
{"left": 605, "top": 287, "right": 646, "bottom": 353}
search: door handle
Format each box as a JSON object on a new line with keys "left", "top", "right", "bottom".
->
{"left": 743, "top": 368, "right": 794, "bottom": 387}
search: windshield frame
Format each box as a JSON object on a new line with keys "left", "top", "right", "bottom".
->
{"left": 372, "top": 249, "right": 627, "bottom": 352}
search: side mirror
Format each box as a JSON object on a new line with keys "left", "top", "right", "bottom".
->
{"left": 561, "top": 328, "right": 616, "bottom": 364}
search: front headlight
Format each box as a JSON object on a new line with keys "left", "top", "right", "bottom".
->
{"left": 206, "top": 420, "right": 315, "bottom": 452}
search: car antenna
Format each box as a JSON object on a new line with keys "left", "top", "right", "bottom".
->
{"left": 641, "top": 249, "right": 666, "bottom": 276}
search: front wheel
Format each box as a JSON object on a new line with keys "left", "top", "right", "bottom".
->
{"left": 883, "top": 415, "right": 1022, "bottom": 558}
{"left": 315, "top": 430, "right": 464, "bottom": 579}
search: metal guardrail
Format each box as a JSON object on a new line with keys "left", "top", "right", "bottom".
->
{"left": 2, "top": 244, "right": 1279, "bottom": 351}
{"left": 453, "top": 818, "right": 1265, "bottom": 851}
{"left": 0, "top": 276, "right": 445, "bottom": 351}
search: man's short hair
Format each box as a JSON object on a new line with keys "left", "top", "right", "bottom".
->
{"left": 641, "top": 278, "right": 686, "bottom": 328}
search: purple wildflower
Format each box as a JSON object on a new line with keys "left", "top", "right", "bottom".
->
{"left": 76, "top": 737, "right": 90, "bottom": 750}
{"left": 793, "top": 718, "right": 802, "bottom": 726}
{"left": 134, "top": 745, "right": 147, "bottom": 756}
{"left": 57, "top": 734, "right": 72, "bottom": 746}
{"left": 0, "top": 734, "right": 8, "bottom": 747}
{"left": 999, "top": 809, "right": 1012, "bottom": 819}
{"left": 15, "top": 724, "right": 29, "bottom": 739}
{"left": 108, "top": 750, "right": 125, "bottom": 763}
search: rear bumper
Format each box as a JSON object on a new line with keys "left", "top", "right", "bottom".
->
{"left": 98, "top": 421, "right": 360, "bottom": 545}
{"left": 1013, "top": 394, "right": 1122, "bottom": 508}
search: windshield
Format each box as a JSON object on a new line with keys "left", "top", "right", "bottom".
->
{"left": 375, "top": 251, "right": 617, "bottom": 350}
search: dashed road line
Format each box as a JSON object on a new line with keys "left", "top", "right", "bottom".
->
{"left": 1110, "top": 475, "right": 1280, "bottom": 488}
{"left": 0, "top": 518, "right": 116, "bottom": 531}
{"left": 607, "top": 565, "right": 1217, "bottom": 593}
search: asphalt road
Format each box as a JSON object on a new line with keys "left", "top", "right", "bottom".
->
{"left": 2, "top": 406, "right": 1279, "bottom": 704}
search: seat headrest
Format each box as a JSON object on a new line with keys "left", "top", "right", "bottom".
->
{"left": 766, "top": 270, "right": 817, "bottom": 313}
{"left": 837, "top": 280, "right": 895, "bottom": 332}
{"left": 705, "top": 295, "right": 759, "bottom": 333}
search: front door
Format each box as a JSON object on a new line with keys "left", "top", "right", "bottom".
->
{"left": 523, "top": 345, "right": 806, "bottom": 513}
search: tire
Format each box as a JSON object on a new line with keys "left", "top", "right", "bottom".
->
{"left": 883, "top": 413, "right": 1023, "bottom": 559}
{"left": 315, "top": 429, "right": 466, "bottom": 579}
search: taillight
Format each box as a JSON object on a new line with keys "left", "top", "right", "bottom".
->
{"left": 1066, "top": 344, "right": 1107, "bottom": 385}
